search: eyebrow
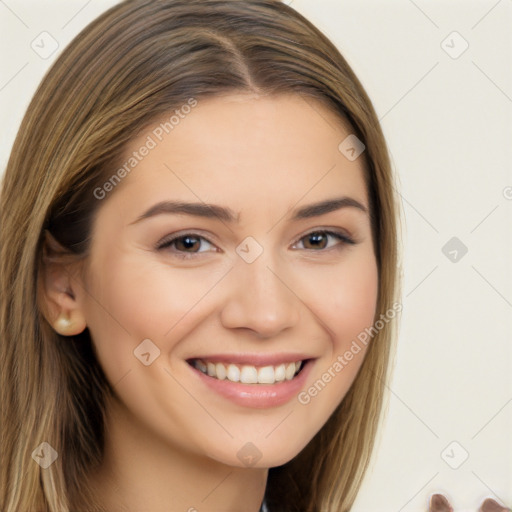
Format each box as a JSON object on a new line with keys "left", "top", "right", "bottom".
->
{"left": 129, "top": 196, "right": 368, "bottom": 226}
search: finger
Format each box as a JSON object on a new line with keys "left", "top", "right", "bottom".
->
{"left": 480, "top": 498, "right": 511, "bottom": 512}
{"left": 430, "top": 494, "right": 453, "bottom": 512}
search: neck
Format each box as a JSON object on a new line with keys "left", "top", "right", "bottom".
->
{"left": 85, "top": 394, "right": 268, "bottom": 512}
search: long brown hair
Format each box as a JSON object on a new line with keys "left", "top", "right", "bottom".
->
{"left": 0, "top": 1, "right": 401, "bottom": 510}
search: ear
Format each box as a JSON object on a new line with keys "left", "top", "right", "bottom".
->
{"left": 38, "top": 230, "right": 87, "bottom": 336}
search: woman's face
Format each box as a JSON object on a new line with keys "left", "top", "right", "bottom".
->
{"left": 77, "top": 93, "right": 378, "bottom": 468}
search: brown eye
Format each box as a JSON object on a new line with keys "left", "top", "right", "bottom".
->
{"left": 295, "top": 230, "right": 355, "bottom": 251}
{"left": 157, "top": 233, "right": 216, "bottom": 259}
{"left": 302, "top": 232, "right": 329, "bottom": 250}
{"left": 174, "top": 235, "right": 202, "bottom": 252}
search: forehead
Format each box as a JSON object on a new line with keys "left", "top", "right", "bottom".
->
{"left": 104, "top": 93, "right": 369, "bottom": 219}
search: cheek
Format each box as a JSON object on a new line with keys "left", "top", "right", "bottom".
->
{"left": 333, "top": 257, "right": 379, "bottom": 347}
{"left": 294, "top": 251, "right": 378, "bottom": 414}
{"left": 81, "top": 252, "right": 228, "bottom": 447}
{"left": 305, "top": 250, "right": 379, "bottom": 349}
{"left": 82, "top": 250, "right": 229, "bottom": 371}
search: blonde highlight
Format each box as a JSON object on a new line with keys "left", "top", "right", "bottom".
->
{"left": 0, "top": 1, "right": 402, "bottom": 511}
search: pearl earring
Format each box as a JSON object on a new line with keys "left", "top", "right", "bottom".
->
{"left": 55, "top": 315, "right": 73, "bottom": 333}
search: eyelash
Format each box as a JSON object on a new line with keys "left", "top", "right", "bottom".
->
{"left": 156, "top": 229, "right": 356, "bottom": 260}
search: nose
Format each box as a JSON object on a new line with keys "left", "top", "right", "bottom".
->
{"left": 219, "top": 251, "right": 301, "bottom": 338}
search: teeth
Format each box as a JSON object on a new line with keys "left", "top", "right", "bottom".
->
{"left": 215, "top": 363, "right": 226, "bottom": 380}
{"left": 258, "top": 366, "right": 275, "bottom": 384}
{"left": 192, "top": 359, "right": 304, "bottom": 384}
{"left": 274, "top": 364, "right": 286, "bottom": 382}
{"left": 196, "top": 360, "right": 207, "bottom": 373}
{"left": 284, "top": 362, "right": 296, "bottom": 380}
{"left": 240, "top": 366, "right": 258, "bottom": 384}
{"left": 226, "top": 364, "right": 240, "bottom": 382}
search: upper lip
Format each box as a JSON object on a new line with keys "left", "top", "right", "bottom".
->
{"left": 187, "top": 353, "right": 314, "bottom": 366}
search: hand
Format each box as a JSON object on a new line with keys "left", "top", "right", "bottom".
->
{"left": 429, "top": 494, "right": 511, "bottom": 512}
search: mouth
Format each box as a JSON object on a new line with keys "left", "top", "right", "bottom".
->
{"left": 186, "top": 354, "right": 315, "bottom": 408}
{"left": 187, "top": 358, "right": 306, "bottom": 385}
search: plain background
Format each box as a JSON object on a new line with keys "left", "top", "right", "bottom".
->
{"left": 1, "top": 1, "right": 511, "bottom": 511}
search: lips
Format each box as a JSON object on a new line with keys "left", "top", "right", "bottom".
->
{"left": 186, "top": 356, "right": 315, "bottom": 408}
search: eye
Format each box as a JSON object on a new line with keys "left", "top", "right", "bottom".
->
{"left": 157, "top": 233, "right": 217, "bottom": 259}
{"left": 157, "top": 229, "right": 356, "bottom": 260}
{"left": 293, "top": 229, "right": 355, "bottom": 251}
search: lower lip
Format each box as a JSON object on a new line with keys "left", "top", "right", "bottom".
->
{"left": 188, "top": 359, "right": 314, "bottom": 409}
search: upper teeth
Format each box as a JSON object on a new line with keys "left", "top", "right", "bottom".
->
{"left": 192, "top": 359, "right": 303, "bottom": 384}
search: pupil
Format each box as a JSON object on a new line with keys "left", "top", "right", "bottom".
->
{"left": 179, "top": 236, "right": 199, "bottom": 251}
{"left": 307, "top": 233, "right": 326, "bottom": 249}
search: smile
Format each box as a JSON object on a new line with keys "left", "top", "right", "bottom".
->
{"left": 190, "top": 359, "right": 303, "bottom": 384}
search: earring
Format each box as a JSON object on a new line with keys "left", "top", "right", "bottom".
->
{"left": 55, "top": 315, "right": 73, "bottom": 334}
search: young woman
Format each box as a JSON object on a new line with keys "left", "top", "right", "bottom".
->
{"left": 0, "top": 1, "right": 404, "bottom": 510}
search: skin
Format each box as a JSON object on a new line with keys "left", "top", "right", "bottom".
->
{"left": 429, "top": 494, "right": 510, "bottom": 512}
{"left": 41, "top": 93, "right": 379, "bottom": 512}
